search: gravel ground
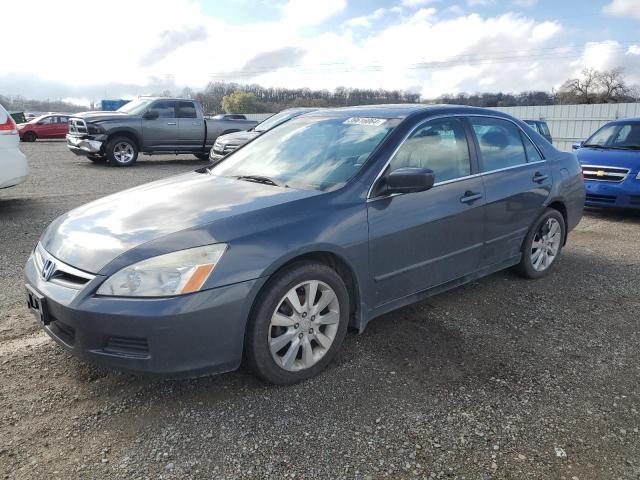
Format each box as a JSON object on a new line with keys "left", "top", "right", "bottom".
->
{"left": 0, "top": 141, "right": 639, "bottom": 479}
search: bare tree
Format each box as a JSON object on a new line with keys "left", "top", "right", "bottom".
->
{"left": 597, "top": 67, "right": 630, "bottom": 102}
{"left": 558, "top": 68, "right": 600, "bottom": 104}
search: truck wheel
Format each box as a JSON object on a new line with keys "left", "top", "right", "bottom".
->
{"left": 22, "top": 131, "right": 37, "bottom": 142}
{"left": 106, "top": 137, "right": 138, "bottom": 167}
{"left": 194, "top": 153, "right": 210, "bottom": 160}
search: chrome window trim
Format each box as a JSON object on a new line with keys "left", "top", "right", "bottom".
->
{"left": 366, "top": 113, "right": 547, "bottom": 201}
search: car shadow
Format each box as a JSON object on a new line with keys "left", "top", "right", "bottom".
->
{"left": 584, "top": 206, "right": 640, "bottom": 223}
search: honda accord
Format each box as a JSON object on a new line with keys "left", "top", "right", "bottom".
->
{"left": 25, "top": 105, "right": 585, "bottom": 384}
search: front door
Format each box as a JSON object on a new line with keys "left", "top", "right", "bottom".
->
{"left": 142, "top": 100, "right": 178, "bottom": 149}
{"left": 467, "top": 116, "right": 552, "bottom": 267}
{"left": 367, "top": 117, "right": 485, "bottom": 307}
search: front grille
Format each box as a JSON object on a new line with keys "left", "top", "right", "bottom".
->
{"left": 213, "top": 142, "right": 238, "bottom": 155}
{"left": 34, "top": 243, "right": 94, "bottom": 289}
{"left": 586, "top": 193, "right": 616, "bottom": 204}
{"left": 582, "top": 165, "right": 629, "bottom": 183}
{"left": 104, "top": 336, "right": 150, "bottom": 359}
{"left": 68, "top": 118, "right": 88, "bottom": 135}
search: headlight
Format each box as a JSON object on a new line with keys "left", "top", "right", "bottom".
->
{"left": 87, "top": 122, "right": 106, "bottom": 134}
{"left": 636, "top": 172, "right": 640, "bottom": 180}
{"left": 96, "top": 244, "right": 227, "bottom": 297}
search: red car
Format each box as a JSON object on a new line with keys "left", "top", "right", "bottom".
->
{"left": 18, "top": 114, "right": 70, "bottom": 142}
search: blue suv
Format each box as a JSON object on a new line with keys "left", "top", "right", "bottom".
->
{"left": 575, "top": 119, "right": 640, "bottom": 209}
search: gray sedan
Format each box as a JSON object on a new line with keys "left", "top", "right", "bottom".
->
{"left": 25, "top": 105, "right": 584, "bottom": 384}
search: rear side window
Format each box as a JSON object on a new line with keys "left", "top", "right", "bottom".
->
{"left": 177, "top": 101, "right": 197, "bottom": 119}
{"left": 539, "top": 122, "right": 551, "bottom": 137}
{"left": 470, "top": 117, "right": 527, "bottom": 172}
{"left": 521, "top": 132, "right": 543, "bottom": 162}
{"left": 389, "top": 117, "right": 471, "bottom": 183}
{"left": 150, "top": 100, "right": 176, "bottom": 118}
{"left": 57, "top": 116, "right": 69, "bottom": 124}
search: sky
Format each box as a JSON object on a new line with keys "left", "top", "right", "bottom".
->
{"left": 1, "top": 0, "right": 639, "bottom": 105}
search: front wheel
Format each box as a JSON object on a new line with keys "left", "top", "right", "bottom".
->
{"left": 517, "top": 208, "right": 566, "bottom": 279}
{"left": 245, "top": 262, "right": 350, "bottom": 385}
{"left": 106, "top": 137, "right": 138, "bottom": 167}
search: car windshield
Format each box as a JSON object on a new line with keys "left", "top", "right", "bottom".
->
{"left": 584, "top": 122, "right": 640, "bottom": 149}
{"left": 254, "top": 110, "right": 303, "bottom": 133}
{"left": 211, "top": 115, "right": 397, "bottom": 191}
{"left": 117, "top": 99, "right": 153, "bottom": 115}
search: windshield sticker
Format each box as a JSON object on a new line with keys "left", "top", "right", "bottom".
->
{"left": 344, "top": 117, "right": 387, "bottom": 127}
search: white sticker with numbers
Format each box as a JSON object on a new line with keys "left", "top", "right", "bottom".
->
{"left": 344, "top": 117, "right": 387, "bottom": 127}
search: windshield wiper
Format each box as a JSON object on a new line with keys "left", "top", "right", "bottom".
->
{"left": 235, "top": 175, "right": 287, "bottom": 188}
{"left": 582, "top": 144, "right": 605, "bottom": 149}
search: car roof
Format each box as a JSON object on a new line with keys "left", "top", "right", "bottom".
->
{"left": 304, "top": 104, "right": 520, "bottom": 120}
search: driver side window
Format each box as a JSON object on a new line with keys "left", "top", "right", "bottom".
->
{"left": 150, "top": 100, "right": 177, "bottom": 118}
{"left": 389, "top": 118, "right": 471, "bottom": 184}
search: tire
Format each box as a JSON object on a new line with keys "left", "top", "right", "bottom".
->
{"left": 194, "top": 153, "right": 210, "bottom": 160}
{"left": 87, "top": 155, "right": 106, "bottom": 163}
{"left": 245, "top": 261, "right": 350, "bottom": 385}
{"left": 517, "top": 208, "right": 566, "bottom": 279}
{"left": 106, "top": 136, "right": 138, "bottom": 167}
{"left": 22, "top": 131, "right": 37, "bottom": 142}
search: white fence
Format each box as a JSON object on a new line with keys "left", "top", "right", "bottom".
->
{"left": 231, "top": 103, "right": 640, "bottom": 152}
{"left": 492, "top": 103, "right": 640, "bottom": 151}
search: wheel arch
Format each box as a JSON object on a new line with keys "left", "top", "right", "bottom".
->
{"left": 545, "top": 198, "right": 568, "bottom": 245}
{"left": 253, "top": 249, "right": 364, "bottom": 331}
{"left": 107, "top": 129, "right": 141, "bottom": 150}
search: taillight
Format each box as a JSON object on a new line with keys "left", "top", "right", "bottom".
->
{"left": 0, "top": 115, "right": 17, "bottom": 135}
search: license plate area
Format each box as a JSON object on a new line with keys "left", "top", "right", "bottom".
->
{"left": 26, "top": 284, "right": 51, "bottom": 325}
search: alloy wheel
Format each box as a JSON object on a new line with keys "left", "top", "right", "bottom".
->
{"left": 113, "top": 142, "right": 134, "bottom": 164}
{"left": 530, "top": 217, "right": 562, "bottom": 272}
{"left": 268, "top": 280, "right": 340, "bottom": 372}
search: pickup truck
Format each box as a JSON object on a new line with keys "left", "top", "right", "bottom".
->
{"left": 66, "top": 97, "right": 257, "bottom": 166}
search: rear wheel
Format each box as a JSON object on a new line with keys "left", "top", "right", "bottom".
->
{"left": 517, "top": 208, "right": 565, "bottom": 279}
{"left": 245, "top": 262, "right": 349, "bottom": 385}
{"left": 22, "top": 131, "right": 37, "bottom": 142}
{"left": 106, "top": 136, "right": 138, "bottom": 167}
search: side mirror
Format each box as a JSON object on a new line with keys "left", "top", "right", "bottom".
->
{"left": 143, "top": 110, "right": 159, "bottom": 120}
{"left": 572, "top": 141, "right": 583, "bottom": 150}
{"left": 386, "top": 167, "right": 435, "bottom": 194}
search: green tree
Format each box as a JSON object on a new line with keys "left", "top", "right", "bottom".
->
{"left": 221, "top": 91, "right": 258, "bottom": 113}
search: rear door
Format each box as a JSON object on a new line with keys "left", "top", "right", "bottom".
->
{"left": 177, "top": 101, "right": 204, "bottom": 149}
{"left": 142, "top": 100, "right": 178, "bottom": 149}
{"left": 367, "top": 117, "right": 485, "bottom": 306}
{"left": 468, "top": 116, "right": 552, "bottom": 268}
{"left": 54, "top": 116, "right": 69, "bottom": 137}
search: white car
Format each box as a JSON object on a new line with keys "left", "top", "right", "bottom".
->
{"left": 0, "top": 104, "right": 28, "bottom": 189}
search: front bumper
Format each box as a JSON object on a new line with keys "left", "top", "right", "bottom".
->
{"left": 584, "top": 175, "right": 640, "bottom": 209}
{"left": 24, "top": 251, "right": 266, "bottom": 376}
{"left": 66, "top": 134, "right": 103, "bottom": 156}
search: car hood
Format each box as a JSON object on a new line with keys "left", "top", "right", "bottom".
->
{"left": 577, "top": 147, "right": 640, "bottom": 172}
{"left": 72, "top": 111, "right": 132, "bottom": 122}
{"left": 217, "top": 130, "right": 260, "bottom": 145}
{"left": 41, "top": 172, "right": 321, "bottom": 273}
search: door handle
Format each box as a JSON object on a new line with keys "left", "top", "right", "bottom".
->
{"left": 167, "top": 122, "right": 177, "bottom": 125}
{"left": 533, "top": 171, "right": 549, "bottom": 183}
{"left": 460, "top": 191, "right": 482, "bottom": 204}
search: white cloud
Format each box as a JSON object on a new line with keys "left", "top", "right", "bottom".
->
{"left": 467, "top": 0, "right": 495, "bottom": 6}
{"left": 282, "top": 0, "right": 346, "bottom": 26}
{"left": 0, "top": 0, "right": 638, "bottom": 103}
{"left": 401, "top": 0, "right": 439, "bottom": 7}
{"left": 603, "top": 0, "right": 640, "bottom": 19}
{"left": 513, "top": 0, "right": 538, "bottom": 7}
